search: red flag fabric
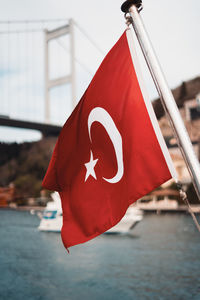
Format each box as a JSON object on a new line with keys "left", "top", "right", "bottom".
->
{"left": 42, "top": 29, "right": 176, "bottom": 249}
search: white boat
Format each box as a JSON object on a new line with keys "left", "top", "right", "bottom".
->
{"left": 38, "top": 192, "right": 143, "bottom": 233}
{"left": 105, "top": 206, "right": 143, "bottom": 234}
{"left": 38, "top": 192, "right": 62, "bottom": 232}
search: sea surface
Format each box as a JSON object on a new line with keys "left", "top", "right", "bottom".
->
{"left": 0, "top": 209, "right": 200, "bottom": 300}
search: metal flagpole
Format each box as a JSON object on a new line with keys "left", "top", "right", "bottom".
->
{"left": 121, "top": 0, "right": 200, "bottom": 201}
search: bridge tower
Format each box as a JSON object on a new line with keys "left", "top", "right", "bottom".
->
{"left": 44, "top": 19, "right": 76, "bottom": 123}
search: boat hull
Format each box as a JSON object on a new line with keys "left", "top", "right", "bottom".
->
{"left": 38, "top": 217, "right": 62, "bottom": 232}
{"left": 105, "top": 211, "right": 142, "bottom": 234}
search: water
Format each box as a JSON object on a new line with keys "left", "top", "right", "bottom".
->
{"left": 0, "top": 210, "right": 200, "bottom": 300}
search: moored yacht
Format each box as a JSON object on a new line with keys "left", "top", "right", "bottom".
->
{"left": 38, "top": 192, "right": 143, "bottom": 233}
{"left": 38, "top": 192, "right": 62, "bottom": 232}
{"left": 105, "top": 205, "right": 143, "bottom": 234}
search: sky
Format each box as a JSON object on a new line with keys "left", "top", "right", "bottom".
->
{"left": 0, "top": 0, "right": 200, "bottom": 143}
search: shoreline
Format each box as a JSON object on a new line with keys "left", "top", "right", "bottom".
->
{"left": 1, "top": 205, "right": 200, "bottom": 214}
{"left": 0, "top": 206, "right": 45, "bottom": 211}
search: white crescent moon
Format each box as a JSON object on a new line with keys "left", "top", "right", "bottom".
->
{"left": 88, "top": 107, "right": 124, "bottom": 184}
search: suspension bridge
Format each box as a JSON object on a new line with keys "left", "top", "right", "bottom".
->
{"left": 0, "top": 19, "right": 104, "bottom": 138}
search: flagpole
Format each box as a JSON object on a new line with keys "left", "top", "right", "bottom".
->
{"left": 121, "top": 0, "right": 200, "bottom": 200}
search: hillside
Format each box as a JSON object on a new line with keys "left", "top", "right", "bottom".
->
{"left": 0, "top": 137, "right": 56, "bottom": 201}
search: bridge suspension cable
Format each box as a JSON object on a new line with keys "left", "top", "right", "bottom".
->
{"left": 56, "top": 38, "right": 94, "bottom": 76}
{"left": 74, "top": 21, "right": 105, "bottom": 56}
{"left": 0, "top": 19, "right": 104, "bottom": 127}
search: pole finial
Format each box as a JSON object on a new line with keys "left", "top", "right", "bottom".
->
{"left": 121, "top": 0, "right": 142, "bottom": 13}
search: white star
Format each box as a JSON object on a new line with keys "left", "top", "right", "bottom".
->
{"left": 84, "top": 151, "right": 98, "bottom": 182}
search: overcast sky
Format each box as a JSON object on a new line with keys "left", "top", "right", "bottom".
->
{"left": 0, "top": 0, "right": 200, "bottom": 142}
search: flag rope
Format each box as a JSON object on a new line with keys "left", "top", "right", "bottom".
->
{"left": 176, "top": 180, "right": 200, "bottom": 233}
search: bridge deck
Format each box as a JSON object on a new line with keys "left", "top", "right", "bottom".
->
{"left": 0, "top": 117, "right": 62, "bottom": 136}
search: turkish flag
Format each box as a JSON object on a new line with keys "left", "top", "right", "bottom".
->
{"left": 42, "top": 29, "right": 176, "bottom": 249}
